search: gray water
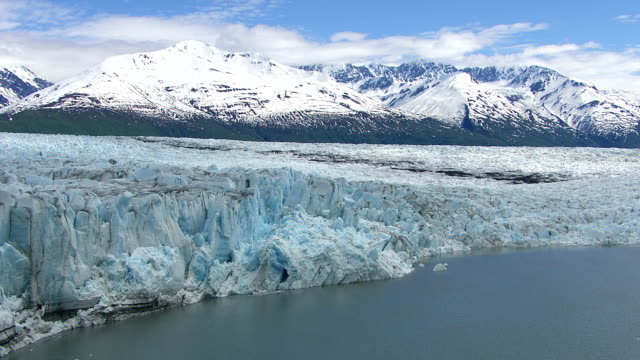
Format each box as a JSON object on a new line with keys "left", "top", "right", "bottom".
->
{"left": 9, "top": 247, "right": 640, "bottom": 360}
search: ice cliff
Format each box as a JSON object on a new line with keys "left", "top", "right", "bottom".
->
{"left": 1, "top": 134, "right": 640, "bottom": 354}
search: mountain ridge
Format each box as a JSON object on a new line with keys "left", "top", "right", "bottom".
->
{"left": 2, "top": 41, "right": 470, "bottom": 145}
{"left": 1, "top": 40, "right": 406, "bottom": 124}
{"left": 304, "top": 62, "right": 640, "bottom": 146}
{"left": 1, "top": 40, "right": 638, "bottom": 147}
{"left": 0, "top": 65, "right": 52, "bottom": 107}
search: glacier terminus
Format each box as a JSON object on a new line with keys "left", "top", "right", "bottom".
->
{"left": 1, "top": 133, "right": 640, "bottom": 355}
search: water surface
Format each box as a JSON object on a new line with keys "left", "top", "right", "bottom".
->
{"left": 9, "top": 247, "right": 640, "bottom": 360}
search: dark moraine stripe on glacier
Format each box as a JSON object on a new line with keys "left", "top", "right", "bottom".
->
{"left": 158, "top": 139, "right": 571, "bottom": 184}
{"left": 8, "top": 246, "right": 640, "bottom": 360}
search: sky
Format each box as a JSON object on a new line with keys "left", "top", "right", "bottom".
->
{"left": 0, "top": 0, "right": 639, "bottom": 90}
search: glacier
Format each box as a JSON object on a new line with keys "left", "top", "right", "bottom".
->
{"left": 1, "top": 133, "right": 640, "bottom": 354}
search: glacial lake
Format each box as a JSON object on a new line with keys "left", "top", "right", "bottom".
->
{"left": 9, "top": 246, "right": 640, "bottom": 360}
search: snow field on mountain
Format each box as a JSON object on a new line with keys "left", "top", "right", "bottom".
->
{"left": 0, "top": 66, "right": 51, "bottom": 107}
{"left": 1, "top": 41, "right": 399, "bottom": 124}
{"left": 315, "top": 63, "right": 640, "bottom": 138}
{"left": 0, "top": 66, "right": 45, "bottom": 91}
{"left": 1, "top": 133, "right": 640, "bottom": 352}
{"left": 3, "top": 42, "right": 640, "bottom": 145}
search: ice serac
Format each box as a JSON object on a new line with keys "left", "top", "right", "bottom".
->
{"left": 0, "top": 167, "right": 420, "bottom": 306}
{"left": 2, "top": 134, "right": 640, "bottom": 353}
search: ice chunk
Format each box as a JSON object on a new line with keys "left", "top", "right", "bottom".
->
{"left": 207, "top": 177, "right": 235, "bottom": 191}
{"left": 21, "top": 174, "right": 52, "bottom": 186}
{"left": 133, "top": 167, "right": 156, "bottom": 181}
{"left": 0, "top": 244, "right": 30, "bottom": 296}
{"left": 331, "top": 217, "right": 344, "bottom": 231}
{"left": 156, "top": 174, "right": 189, "bottom": 186}
{"left": 0, "top": 310, "right": 13, "bottom": 329}
{"left": 433, "top": 263, "right": 448, "bottom": 272}
{"left": 123, "top": 246, "right": 186, "bottom": 296}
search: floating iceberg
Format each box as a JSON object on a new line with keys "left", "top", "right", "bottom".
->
{"left": 1, "top": 133, "right": 640, "bottom": 353}
{"left": 433, "top": 263, "right": 448, "bottom": 272}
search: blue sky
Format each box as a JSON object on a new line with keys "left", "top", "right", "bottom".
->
{"left": 39, "top": 0, "right": 639, "bottom": 48}
{"left": 0, "top": 0, "right": 639, "bottom": 89}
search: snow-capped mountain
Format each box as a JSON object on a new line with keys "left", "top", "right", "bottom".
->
{"left": 2, "top": 42, "right": 638, "bottom": 147}
{"left": 2, "top": 41, "right": 402, "bottom": 125}
{"left": 305, "top": 62, "right": 640, "bottom": 146}
{"left": 502, "top": 66, "right": 640, "bottom": 140}
{"left": 302, "top": 61, "right": 457, "bottom": 108}
{"left": 2, "top": 41, "right": 500, "bottom": 145}
{"left": 0, "top": 65, "right": 52, "bottom": 107}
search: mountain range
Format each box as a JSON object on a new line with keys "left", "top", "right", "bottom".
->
{"left": 302, "top": 62, "right": 640, "bottom": 146}
{"left": 1, "top": 40, "right": 639, "bottom": 147}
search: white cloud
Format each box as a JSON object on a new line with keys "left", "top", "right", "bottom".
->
{"left": 56, "top": 15, "right": 226, "bottom": 43}
{"left": 520, "top": 42, "right": 600, "bottom": 57}
{"left": 461, "top": 46, "right": 640, "bottom": 90}
{"left": 0, "top": 32, "right": 158, "bottom": 81}
{"left": 331, "top": 32, "right": 368, "bottom": 42}
{"left": 615, "top": 14, "right": 640, "bottom": 23}
{"left": 0, "top": 2, "right": 639, "bottom": 91}
{"left": 0, "top": 0, "right": 77, "bottom": 30}
{"left": 193, "top": 0, "right": 286, "bottom": 22}
{"left": 31, "top": 16, "right": 549, "bottom": 75}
